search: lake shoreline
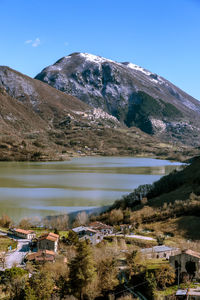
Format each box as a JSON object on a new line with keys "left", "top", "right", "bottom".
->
{"left": 0, "top": 152, "right": 185, "bottom": 163}
{"left": 0, "top": 156, "right": 183, "bottom": 222}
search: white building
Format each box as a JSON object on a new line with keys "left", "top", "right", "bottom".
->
{"left": 12, "top": 228, "right": 36, "bottom": 240}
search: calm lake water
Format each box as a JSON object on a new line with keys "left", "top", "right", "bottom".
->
{"left": 0, "top": 157, "right": 182, "bottom": 222}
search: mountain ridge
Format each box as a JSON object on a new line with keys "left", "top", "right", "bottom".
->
{"left": 1, "top": 66, "right": 192, "bottom": 161}
{"left": 35, "top": 52, "right": 200, "bottom": 146}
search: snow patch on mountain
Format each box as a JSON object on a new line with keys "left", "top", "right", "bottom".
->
{"left": 79, "top": 53, "right": 114, "bottom": 65}
{"left": 125, "top": 62, "right": 151, "bottom": 76}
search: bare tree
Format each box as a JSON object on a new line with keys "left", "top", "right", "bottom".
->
{"left": 74, "top": 212, "right": 88, "bottom": 227}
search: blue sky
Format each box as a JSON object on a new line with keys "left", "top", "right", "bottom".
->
{"left": 0, "top": 0, "right": 200, "bottom": 100}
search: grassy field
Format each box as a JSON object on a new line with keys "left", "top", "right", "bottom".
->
{"left": 0, "top": 226, "right": 9, "bottom": 233}
{"left": 0, "top": 236, "right": 17, "bottom": 252}
{"left": 142, "top": 258, "right": 169, "bottom": 270}
{"left": 31, "top": 228, "right": 69, "bottom": 238}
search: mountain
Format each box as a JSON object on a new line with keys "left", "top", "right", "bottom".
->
{"left": 1, "top": 66, "right": 189, "bottom": 161}
{"left": 35, "top": 52, "right": 200, "bottom": 146}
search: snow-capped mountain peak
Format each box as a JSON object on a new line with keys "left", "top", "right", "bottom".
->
{"left": 35, "top": 52, "right": 200, "bottom": 146}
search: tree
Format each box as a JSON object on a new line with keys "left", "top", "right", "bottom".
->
{"left": 145, "top": 269, "right": 157, "bottom": 292}
{"left": 155, "top": 264, "right": 175, "bottom": 289}
{"left": 146, "top": 264, "right": 175, "bottom": 291}
{"left": 19, "top": 218, "right": 33, "bottom": 229}
{"left": 24, "top": 286, "right": 38, "bottom": 300}
{"left": 156, "top": 235, "right": 165, "bottom": 246}
{"left": 28, "top": 269, "right": 54, "bottom": 299}
{"left": 0, "top": 214, "right": 13, "bottom": 228}
{"left": 126, "top": 250, "right": 142, "bottom": 278}
{"left": 68, "top": 241, "right": 95, "bottom": 300}
{"left": 62, "top": 230, "right": 79, "bottom": 246}
{"left": 123, "top": 209, "right": 131, "bottom": 224}
{"left": 109, "top": 209, "right": 123, "bottom": 225}
{"left": 74, "top": 211, "right": 88, "bottom": 227}
{"left": 97, "top": 257, "right": 119, "bottom": 293}
{"left": 2, "top": 267, "right": 28, "bottom": 300}
{"left": 44, "top": 214, "right": 69, "bottom": 230}
{"left": 84, "top": 275, "right": 101, "bottom": 300}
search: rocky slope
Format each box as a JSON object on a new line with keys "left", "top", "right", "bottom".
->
{"left": 35, "top": 52, "right": 200, "bottom": 146}
{"left": 1, "top": 66, "right": 191, "bottom": 161}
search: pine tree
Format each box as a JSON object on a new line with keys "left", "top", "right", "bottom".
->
{"left": 68, "top": 241, "right": 96, "bottom": 300}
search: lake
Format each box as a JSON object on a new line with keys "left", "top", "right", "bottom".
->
{"left": 0, "top": 157, "right": 182, "bottom": 222}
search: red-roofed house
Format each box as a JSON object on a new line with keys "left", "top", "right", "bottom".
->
{"left": 12, "top": 228, "right": 36, "bottom": 240}
{"left": 26, "top": 250, "right": 56, "bottom": 263}
{"left": 38, "top": 232, "right": 59, "bottom": 253}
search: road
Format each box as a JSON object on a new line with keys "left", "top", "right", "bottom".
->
{"left": 109, "top": 233, "right": 156, "bottom": 241}
{"left": 125, "top": 234, "right": 156, "bottom": 241}
{"left": 5, "top": 238, "right": 30, "bottom": 269}
{"left": 0, "top": 231, "right": 30, "bottom": 269}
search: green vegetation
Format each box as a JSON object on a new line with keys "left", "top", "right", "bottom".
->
{"left": 68, "top": 241, "right": 96, "bottom": 299}
{"left": 159, "top": 99, "right": 183, "bottom": 118}
{"left": 125, "top": 91, "right": 183, "bottom": 134}
{"left": 0, "top": 236, "right": 17, "bottom": 252}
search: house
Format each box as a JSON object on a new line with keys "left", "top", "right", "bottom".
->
{"left": 26, "top": 250, "right": 56, "bottom": 263}
{"left": 38, "top": 232, "right": 59, "bottom": 253}
{"left": 141, "top": 245, "right": 179, "bottom": 259}
{"left": 72, "top": 226, "right": 103, "bottom": 245}
{"left": 11, "top": 228, "right": 36, "bottom": 240}
{"left": 88, "top": 222, "right": 113, "bottom": 235}
{"left": 170, "top": 249, "right": 200, "bottom": 281}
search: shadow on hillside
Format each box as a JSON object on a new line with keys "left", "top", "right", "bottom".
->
{"left": 175, "top": 216, "right": 200, "bottom": 240}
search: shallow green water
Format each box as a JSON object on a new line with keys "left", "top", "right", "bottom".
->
{"left": 0, "top": 157, "right": 182, "bottom": 222}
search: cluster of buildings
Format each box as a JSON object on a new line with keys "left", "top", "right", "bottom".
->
{"left": 9, "top": 221, "right": 114, "bottom": 263}
{"left": 9, "top": 228, "right": 59, "bottom": 263}
{"left": 72, "top": 221, "right": 113, "bottom": 245}
{"left": 9, "top": 223, "right": 200, "bottom": 298}
{"left": 141, "top": 245, "right": 200, "bottom": 282}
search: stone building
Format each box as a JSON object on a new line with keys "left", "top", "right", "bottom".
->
{"left": 72, "top": 226, "right": 103, "bottom": 245}
{"left": 37, "top": 232, "right": 59, "bottom": 252}
{"left": 141, "top": 245, "right": 179, "bottom": 259}
{"left": 26, "top": 250, "right": 56, "bottom": 263}
{"left": 88, "top": 221, "right": 113, "bottom": 235}
{"left": 170, "top": 249, "right": 200, "bottom": 281}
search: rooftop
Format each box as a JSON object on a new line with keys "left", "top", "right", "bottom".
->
{"left": 183, "top": 249, "right": 200, "bottom": 259}
{"left": 38, "top": 232, "right": 59, "bottom": 242}
{"left": 27, "top": 250, "right": 56, "bottom": 262}
{"left": 72, "top": 226, "right": 97, "bottom": 233}
{"left": 14, "top": 228, "right": 35, "bottom": 235}
{"left": 141, "top": 245, "right": 178, "bottom": 254}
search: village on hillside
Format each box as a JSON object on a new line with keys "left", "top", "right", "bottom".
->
{"left": 1, "top": 218, "right": 200, "bottom": 299}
